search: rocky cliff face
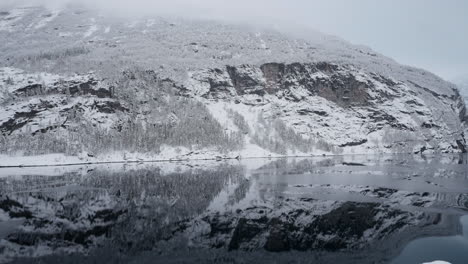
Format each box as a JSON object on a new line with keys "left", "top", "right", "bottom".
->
{"left": 0, "top": 68, "right": 122, "bottom": 136}
{"left": 0, "top": 6, "right": 466, "bottom": 160}
{"left": 185, "top": 62, "right": 466, "bottom": 154}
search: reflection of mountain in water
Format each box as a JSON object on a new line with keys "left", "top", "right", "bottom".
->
{"left": 0, "top": 155, "right": 467, "bottom": 263}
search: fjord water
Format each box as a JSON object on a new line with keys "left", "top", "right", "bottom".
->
{"left": 392, "top": 215, "right": 468, "bottom": 264}
{"left": 0, "top": 154, "right": 467, "bottom": 264}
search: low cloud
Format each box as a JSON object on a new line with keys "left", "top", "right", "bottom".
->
{"left": 2, "top": 0, "right": 467, "bottom": 79}
{"left": 0, "top": 0, "right": 295, "bottom": 25}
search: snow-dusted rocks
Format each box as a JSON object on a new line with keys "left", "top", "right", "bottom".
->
{"left": 0, "top": 6, "right": 466, "bottom": 163}
{"left": 184, "top": 62, "right": 466, "bottom": 154}
{"left": 0, "top": 67, "right": 122, "bottom": 137}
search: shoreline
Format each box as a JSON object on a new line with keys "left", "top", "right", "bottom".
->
{"left": 0, "top": 151, "right": 463, "bottom": 169}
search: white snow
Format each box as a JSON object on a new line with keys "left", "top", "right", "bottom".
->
{"left": 0, "top": 154, "right": 84, "bottom": 167}
{"left": 255, "top": 32, "right": 270, "bottom": 53}
{"left": 83, "top": 19, "right": 98, "bottom": 38}
{"left": 0, "top": 143, "right": 325, "bottom": 168}
{"left": 0, "top": 8, "right": 27, "bottom": 32}
{"left": 33, "top": 11, "right": 60, "bottom": 29}
{"left": 0, "top": 6, "right": 465, "bottom": 164}
{"left": 58, "top": 32, "right": 74, "bottom": 37}
{"left": 146, "top": 19, "right": 156, "bottom": 27}
{"left": 125, "top": 21, "right": 139, "bottom": 28}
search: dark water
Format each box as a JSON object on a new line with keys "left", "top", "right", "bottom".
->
{"left": 391, "top": 215, "right": 468, "bottom": 264}
{"left": 0, "top": 154, "right": 467, "bottom": 264}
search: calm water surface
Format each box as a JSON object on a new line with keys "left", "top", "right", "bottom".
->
{"left": 0, "top": 154, "right": 467, "bottom": 263}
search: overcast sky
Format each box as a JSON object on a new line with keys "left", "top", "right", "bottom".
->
{"left": 2, "top": 0, "right": 467, "bottom": 80}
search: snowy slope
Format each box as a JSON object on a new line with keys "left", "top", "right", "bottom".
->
{"left": 0, "top": 6, "right": 466, "bottom": 165}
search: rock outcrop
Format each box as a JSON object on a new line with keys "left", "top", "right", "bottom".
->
{"left": 0, "top": 6, "right": 466, "bottom": 158}
{"left": 185, "top": 62, "right": 466, "bottom": 154}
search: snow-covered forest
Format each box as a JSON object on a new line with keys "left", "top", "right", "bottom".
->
{"left": 0, "top": 6, "right": 466, "bottom": 164}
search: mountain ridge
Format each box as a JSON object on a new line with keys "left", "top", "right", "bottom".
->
{"left": 0, "top": 6, "right": 466, "bottom": 165}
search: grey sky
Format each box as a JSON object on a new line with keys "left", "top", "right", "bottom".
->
{"left": 291, "top": 0, "right": 468, "bottom": 81}
{"left": 2, "top": 0, "right": 467, "bottom": 80}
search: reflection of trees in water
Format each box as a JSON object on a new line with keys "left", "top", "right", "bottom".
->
{"left": 253, "top": 158, "right": 343, "bottom": 206}
{"left": 102, "top": 165, "right": 247, "bottom": 252}
{"left": 0, "top": 164, "right": 247, "bottom": 257}
{"left": 1, "top": 155, "right": 467, "bottom": 262}
{"left": 226, "top": 177, "right": 252, "bottom": 207}
{"left": 255, "top": 158, "right": 342, "bottom": 173}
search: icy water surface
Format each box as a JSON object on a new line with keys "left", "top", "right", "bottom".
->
{"left": 0, "top": 154, "right": 467, "bottom": 264}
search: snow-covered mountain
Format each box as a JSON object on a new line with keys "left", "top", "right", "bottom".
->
{"left": 0, "top": 6, "right": 466, "bottom": 164}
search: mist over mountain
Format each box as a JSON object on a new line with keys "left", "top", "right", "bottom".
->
{"left": 454, "top": 77, "right": 468, "bottom": 104}
{"left": 1, "top": 3, "right": 468, "bottom": 264}
{"left": 0, "top": 4, "right": 466, "bottom": 166}
{"left": 3, "top": 0, "right": 468, "bottom": 81}
{"left": 454, "top": 77, "right": 468, "bottom": 92}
